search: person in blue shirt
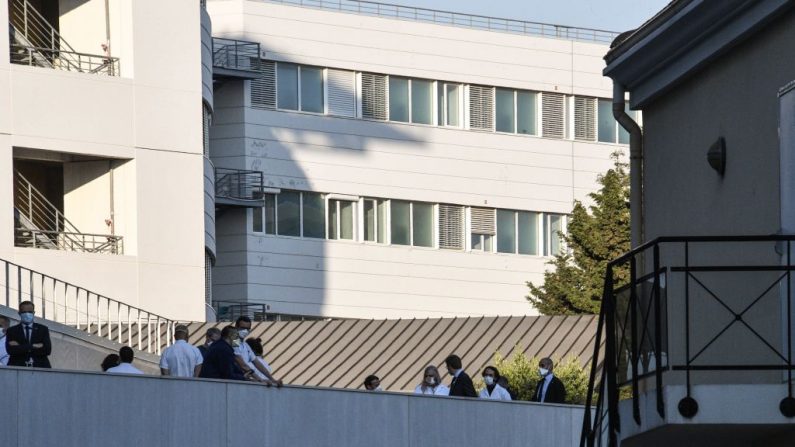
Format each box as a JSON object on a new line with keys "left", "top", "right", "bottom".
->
{"left": 199, "top": 326, "right": 251, "bottom": 381}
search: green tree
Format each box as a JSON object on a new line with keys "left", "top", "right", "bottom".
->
{"left": 489, "top": 348, "right": 590, "bottom": 404}
{"left": 527, "top": 152, "right": 630, "bottom": 314}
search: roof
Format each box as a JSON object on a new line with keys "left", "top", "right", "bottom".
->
{"left": 603, "top": 0, "right": 795, "bottom": 108}
{"left": 186, "top": 315, "right": 600, "bottom": 391}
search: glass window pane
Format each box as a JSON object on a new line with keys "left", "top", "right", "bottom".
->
{"left": 340, "top": 201, "right": 354, "bottom": 240}
{"left": 496, "top": 88, "right": 515, "bottom": 133}
{"left": 377, "top": 199, "right": 386, "bottom": 243}
{"left": 412, "top": 202, "right": 433, "bottom": 247}
{"left": 437, "top": 83, "right": 444, "bottom": 126}
{"left": 598, "top": 99, "right": 616, "bottom": 143}
{"left": 328, "top": 200, "right": 338, "bottom": 240}
{"left": 517, "top": 91, "right": 537, "bottom": 135}
{"left": 390, "top": 201, "right": 410, "bottom": 245}
{"left": 484, "top": 234, "right": 493, "bottom": 252}
{"left": 446, "top": 84, "right": 460, "bottom": 127}
{"left": 277, "top": 63, "right": 299, "bottom": 110}
{"left": 264, "top": 194, "right": 276, "bottom": 234}
{"left": 253, "top": 207, "right": 263, "bottom": 233}
{"left": 389, "top": 77, "right": 409, "bottom": 122}
{"left": 411, "top": 79, "right": 432, "bottom": 124}
{"left": 618, "top": 103, "right": 634, "bottom": 144}
{"left": 497, "top": 210, "right": 516, "bottom": 253}
{"left": 364, "top": 200, "right": 375, "bottom": 242}
{"left": 300, "top": 66, "right": 324, "bottom": 113}
{"left": 518, "top": 211, "right": 539, "bottom": 255}
{"left": 471, "top": 234, "right": 482, "bottom": 251}
{"left": 277, "top": 191, "right": 300, "bottom": 236}
{"left": 302, "top": 192, "right": 325, "bottom": 239}
{"left": 550, "top": 214, "right": 564, "bottom": 256}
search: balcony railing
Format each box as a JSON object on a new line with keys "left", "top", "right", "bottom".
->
{"left": 215, "top": 168, "right": 265, "bottom": 202}
{"left": 10, "top": 44, "right": 119, "bottom": 75}
{"left": 255, "top": 0, "right": 619, "bottom": 44}
{"left": 212, "top": 37, "right": 260, "bottom": 72}
{"left": 581, "top": 235, "right": 795, "bottom": 447}
{"left": 15, "top": 229, "right": 123, "bottom": 255}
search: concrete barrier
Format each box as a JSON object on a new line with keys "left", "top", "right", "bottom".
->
{"left": 0, "top": 367, "right": 584, "bottom": 447}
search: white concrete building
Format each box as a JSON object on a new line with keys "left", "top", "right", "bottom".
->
{"left": 1, "top": 0, "right": 211, "bottom": 322}
{"left": 206, "top": 0, "right": 632, "bottom": 319}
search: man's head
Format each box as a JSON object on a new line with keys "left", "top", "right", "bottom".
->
{"left": 119, "top": 346, "right": 135, "bottom": 364}
{"left": 482, "top": 366, "right": 500, "bottom": 386}
{"left": 174, "top": 324, "right": 190, "bottom": 341}
{"left": 0, "top": 315, "right": 9, "bottom": 335}
{"left": 235, "top": 316, "right": 252, "bottom": 340}
{"left": 364, "top": 374, "right": 381, "bottom": 391}
{"left": 445, "top": 354, "right": 462, "bottom": 376}
{"left": 205, "top": 327, "right": 221, "bottom": 345}
{"left": 539, "top": 357, "right": 554, "bottom": 377}
{"left": 18, "top": 301, "right": 35, "bottom": 324}
{"left": 220, "top": 325, "right": 239, "bottom": 346}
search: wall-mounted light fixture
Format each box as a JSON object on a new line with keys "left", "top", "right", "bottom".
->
{"left": 707, "top": 137, "right": 726, "bottom": 176}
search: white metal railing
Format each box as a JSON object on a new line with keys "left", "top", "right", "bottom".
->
{"left": 1, "top": 259, "right": 174, "bottom": 355}
{"left": 253, "top": 0, "right": 620, "bottom": 43}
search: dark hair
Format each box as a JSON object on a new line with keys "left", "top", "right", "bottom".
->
{"left": 101, "top": 354, "right": 120, "bottom": 371}
{"left": 0, "top": 315, "right": 9, "bottom": 324}
{"left": 482, "top": 365, "right": 500, "bottom": 379}
{"left": 364, "top": 374, "right": 380, "bottom": 388}
{"left": 445, "top": 355, "right": 462, "bottom": 370}
{"left": 246, "top": 337, "right": 263, "bottom": 356}
{"left": 235, "top": 316, "right": 252, "bottom": 326}
{"left": 206, "top": 327, "right": 221, "bottom": 337}
{"left": 220, "top": 325, "right": 237, "bottom": 339}
{"left": 19, "top": 300, "right": 34, "bottom": 310}
{"left": 119, "top": 346, "right": 135, "bottom": 363}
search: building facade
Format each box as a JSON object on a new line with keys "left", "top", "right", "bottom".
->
{"left": 207, "top": 0, "right": 632, "bottom": 319}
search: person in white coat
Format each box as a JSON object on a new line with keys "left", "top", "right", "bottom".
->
{"left": 414, "top": 365, "right": 450, "bottom": 396}
{"left": 478, "top": 366, "right": 512, "bottom": 401}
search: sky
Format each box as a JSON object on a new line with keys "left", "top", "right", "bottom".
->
{"left": 381, "top": 0, "right": 671, "bottom": 32}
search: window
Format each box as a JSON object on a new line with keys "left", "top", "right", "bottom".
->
{"left": 438, "top": 204, "right": 464, "bottom": 250}
{"left": 363, "top": 198, "right": 386, "bottom": 243}
{"left": 390, "top": 200, "right": 434, "bottom": 247}
{"left": 253, "top": 194, "right": 276, "bottom": 234}
{"left": 544, "top": 214, "right": 566, "bottom": 256}
{"left": 277, "top": 191, "right": 301, "bottom": 236}
{"left": 328, "top": 199, "right": 355, "bottom": 240}
{"left": 497, "top": 210, "right": 542, "bottom": 255}
{"left": 470, "top": 207, "right": 496, "bottom": 252}
{"left": 598, "top": 99, "right": 637, "bottom": 144}
{"left": 496, "top": 89, "right": 539, "bottom": 135}
{"left": 471, "top": 234, "right": 493, "bottom": 252}
{"left": 388, "top": 77, "right": 433, "bottom": 124}
{"left": 277, "top": 63, "right": 325, "bottom": 113}
{"left": 254, "top": 190, "right": 325, "bottom": 238}
{"left": 302, "top": 192, "right": 325, "bottom": 238}
{"left": 437, "top": 83, "right": 461, "bottom": 127}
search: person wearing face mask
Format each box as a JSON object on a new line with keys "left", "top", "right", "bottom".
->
{"left": 414, "top": 365, "right": 449, "bottom": 396}
{"left": 363, "top": 374, "right": 382, "bottom": 391}
{"left": 233, "top": 316, "right": 282, "bottom": 387}
{"left": 0, "top": 315, "right": 10, "bottom": 366}
{"left": 478, "top": 366, "right": 512, "bottom": 401}
{"left": 532, "top": 357, "right": 566, "bottom": 404}
{"left": 198, "top": 327, "right": 222, "bottom": 360}
{"left": 199, "top": 326, "right": 248, "bottom": 381}
{"left": 5, "top": 301, "right": 51, "bottom": 368}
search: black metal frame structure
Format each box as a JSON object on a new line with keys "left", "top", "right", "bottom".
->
{"left": 581, "top": 235, "right": 795, "bottom": 447}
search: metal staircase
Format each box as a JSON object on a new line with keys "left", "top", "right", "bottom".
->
{"left": 14, "top": 170, "right": 123, "bottom": 255}
{"left": 8, "top": 0, "right": 119, "bottom": 75}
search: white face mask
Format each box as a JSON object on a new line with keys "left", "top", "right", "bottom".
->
{"left": 374, "top": 386, "right": 383, "bottom": 392}
{"left": 425, "top": 376, "right": 436, "bottom": 386}
{"left": 484, "top": 376, "right": 495, "bottom": 386}
{"left": 539, "top": 368, "right": 549, "bottom": 377}
{"left": 237, "top": 329, "right": 249, "bottom": 339}
{"left": 231, "top": 339, "right": 241, "bottom": 347}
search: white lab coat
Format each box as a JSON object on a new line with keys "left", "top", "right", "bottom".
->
{"left": 479, "top": 383, "right": 512, "bottom": 401}
{"left": 414, "top": 384, "right": 450, "bottom": 396}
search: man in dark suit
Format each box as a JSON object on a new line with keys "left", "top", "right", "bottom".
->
{"left": 199, "top": 326, "right": 249, "bottom": 381}
{"left": 5, "top": 301, "right": 52, "bottom": 368}
{"left": 532, "top": 357, "right": 566, "bottom": 404}
{"left": 445, "top": 354, "right": 477, "bottom": 397}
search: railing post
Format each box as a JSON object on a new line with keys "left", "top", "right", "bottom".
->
{"left": 604, "top": 264, "right": 620, "bottom": 445}
{"left": 630, "top": 256, "right": 641, "bottom": 425}
{"left": 5, "top": 262, "right": 9, "bottom": 307}
{"left": 580, "top": 291, "right": 607, "bottom": 447}
{"left": 788, "top": 240, "right": 792, "bottom": 399}
{"left": 653, "top": 243, "right": 665, "bottom": 417}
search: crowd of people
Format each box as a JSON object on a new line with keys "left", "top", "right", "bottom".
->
{"left": 1, "top": 302, "right": 567, "bottom": 404}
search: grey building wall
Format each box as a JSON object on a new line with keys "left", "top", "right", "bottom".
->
{"left": 0, "top": 367, "right": 585, "bottom": 447}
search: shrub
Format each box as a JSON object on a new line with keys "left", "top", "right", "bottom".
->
{"left": 491, "top": 347, "right": 591, "bottom": 405}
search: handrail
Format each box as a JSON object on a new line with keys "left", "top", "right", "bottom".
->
{"left": 215, "top": 168, "right": 265, "bottom": 201}
{"left": 252, "top": 0, "right": 620, "bottom": 44}
{"left": 212, "top": 37, "right": 260, "bottom": 72}
{"left": 581, "top": 235, "right": 795, "bottom": 446}
{"left": 0, "top": 258, "right": 174, "bottom": 355}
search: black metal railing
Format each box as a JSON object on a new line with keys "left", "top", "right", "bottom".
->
{"left": 581, "top": 235, "right": 795, "bottom": 447}
{"left": 213, "top": 301, "right": 269, "bottom": 321}
{"left": 10, "top": 44, "right": 119, "bottom": 75}
{"left": 212, "top": 37, "right": 260, "bottom": 72}
{"left": 215, "top": 168, "right": 265, "bottom": 201}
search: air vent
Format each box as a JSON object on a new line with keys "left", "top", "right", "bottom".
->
{"left": 327, "top": 69, "right": 356, "bottom": 118}
{"left": 361, "top": 72, "right": 387, "bottom": 120}
{"left": 250, "top": 59, "right": 276, "bottom": 109}
{"left": 574, "top": 96, "right": 596, "bottom": 141}
{"left": 439, "top": 205, "right": 464, "bottom": 250}
{"left": 469, "top": 85, "right": 495, "bottom": 131}
{"left": 542, "top": 92, "right": 565, "bottom": 139}
{"left": 470, "top": 207, "right": 496, "bottom": 235}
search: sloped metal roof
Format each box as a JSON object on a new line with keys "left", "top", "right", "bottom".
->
{"left": 185, "top": 315, "right": 600, "bottom": 392}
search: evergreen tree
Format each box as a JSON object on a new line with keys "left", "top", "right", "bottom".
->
{"left": 527, "top": 152, "right": 630, "bottom": 315}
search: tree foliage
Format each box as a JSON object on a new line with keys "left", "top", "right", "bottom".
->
{"left": 527, "top": 152, "right": 630, "bottom": 314}
{"left": 486, "top": 349, "right": 590, "bottom": 404}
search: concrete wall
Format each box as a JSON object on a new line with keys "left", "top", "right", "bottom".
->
{"left": 0, "top": 366, "right": 584, "bottom": 447}
{"left": 207, "top": 0, "right": 625, "bottom": 318}
{"left": 0, "top": 0, "right": 207, "bottom": 320}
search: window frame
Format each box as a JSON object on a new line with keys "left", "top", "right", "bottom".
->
{"left": 543, "top": 213, "right": 567, "bottom": 257}
{"left": 437, "top": 82, "right": 464, "bottom": 128}
{"left": 388, "top": 199, "right": 436, "bottom": 248}
{"left": 361, "top": 197, "right": 387, "bottom": 244}
{"left": 275, "top": 62, "right": 327, "bottom": 115}
{"left": 386, "top": 76, "right": 435, "bottom": 126}
{"left": 494, "top": 88, "right": 540, "bottom": 136}
{"left": 327, "top": 198, "right": 357, "bottom": 241}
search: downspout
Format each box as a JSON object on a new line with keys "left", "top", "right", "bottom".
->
{"left": 612, "top": 82, "right": 644, "bottom": 247}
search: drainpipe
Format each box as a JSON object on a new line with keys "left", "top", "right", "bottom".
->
{"left": 613, "top": 82, "right": 644, "bottom": 247}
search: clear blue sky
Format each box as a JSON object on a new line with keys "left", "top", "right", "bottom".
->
{"left": 383, "top": 0, "right": 671, "bottom": 32}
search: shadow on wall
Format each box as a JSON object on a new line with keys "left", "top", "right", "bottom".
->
{"left": 210, "top": 45, "right": 428, "bottom": 319}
